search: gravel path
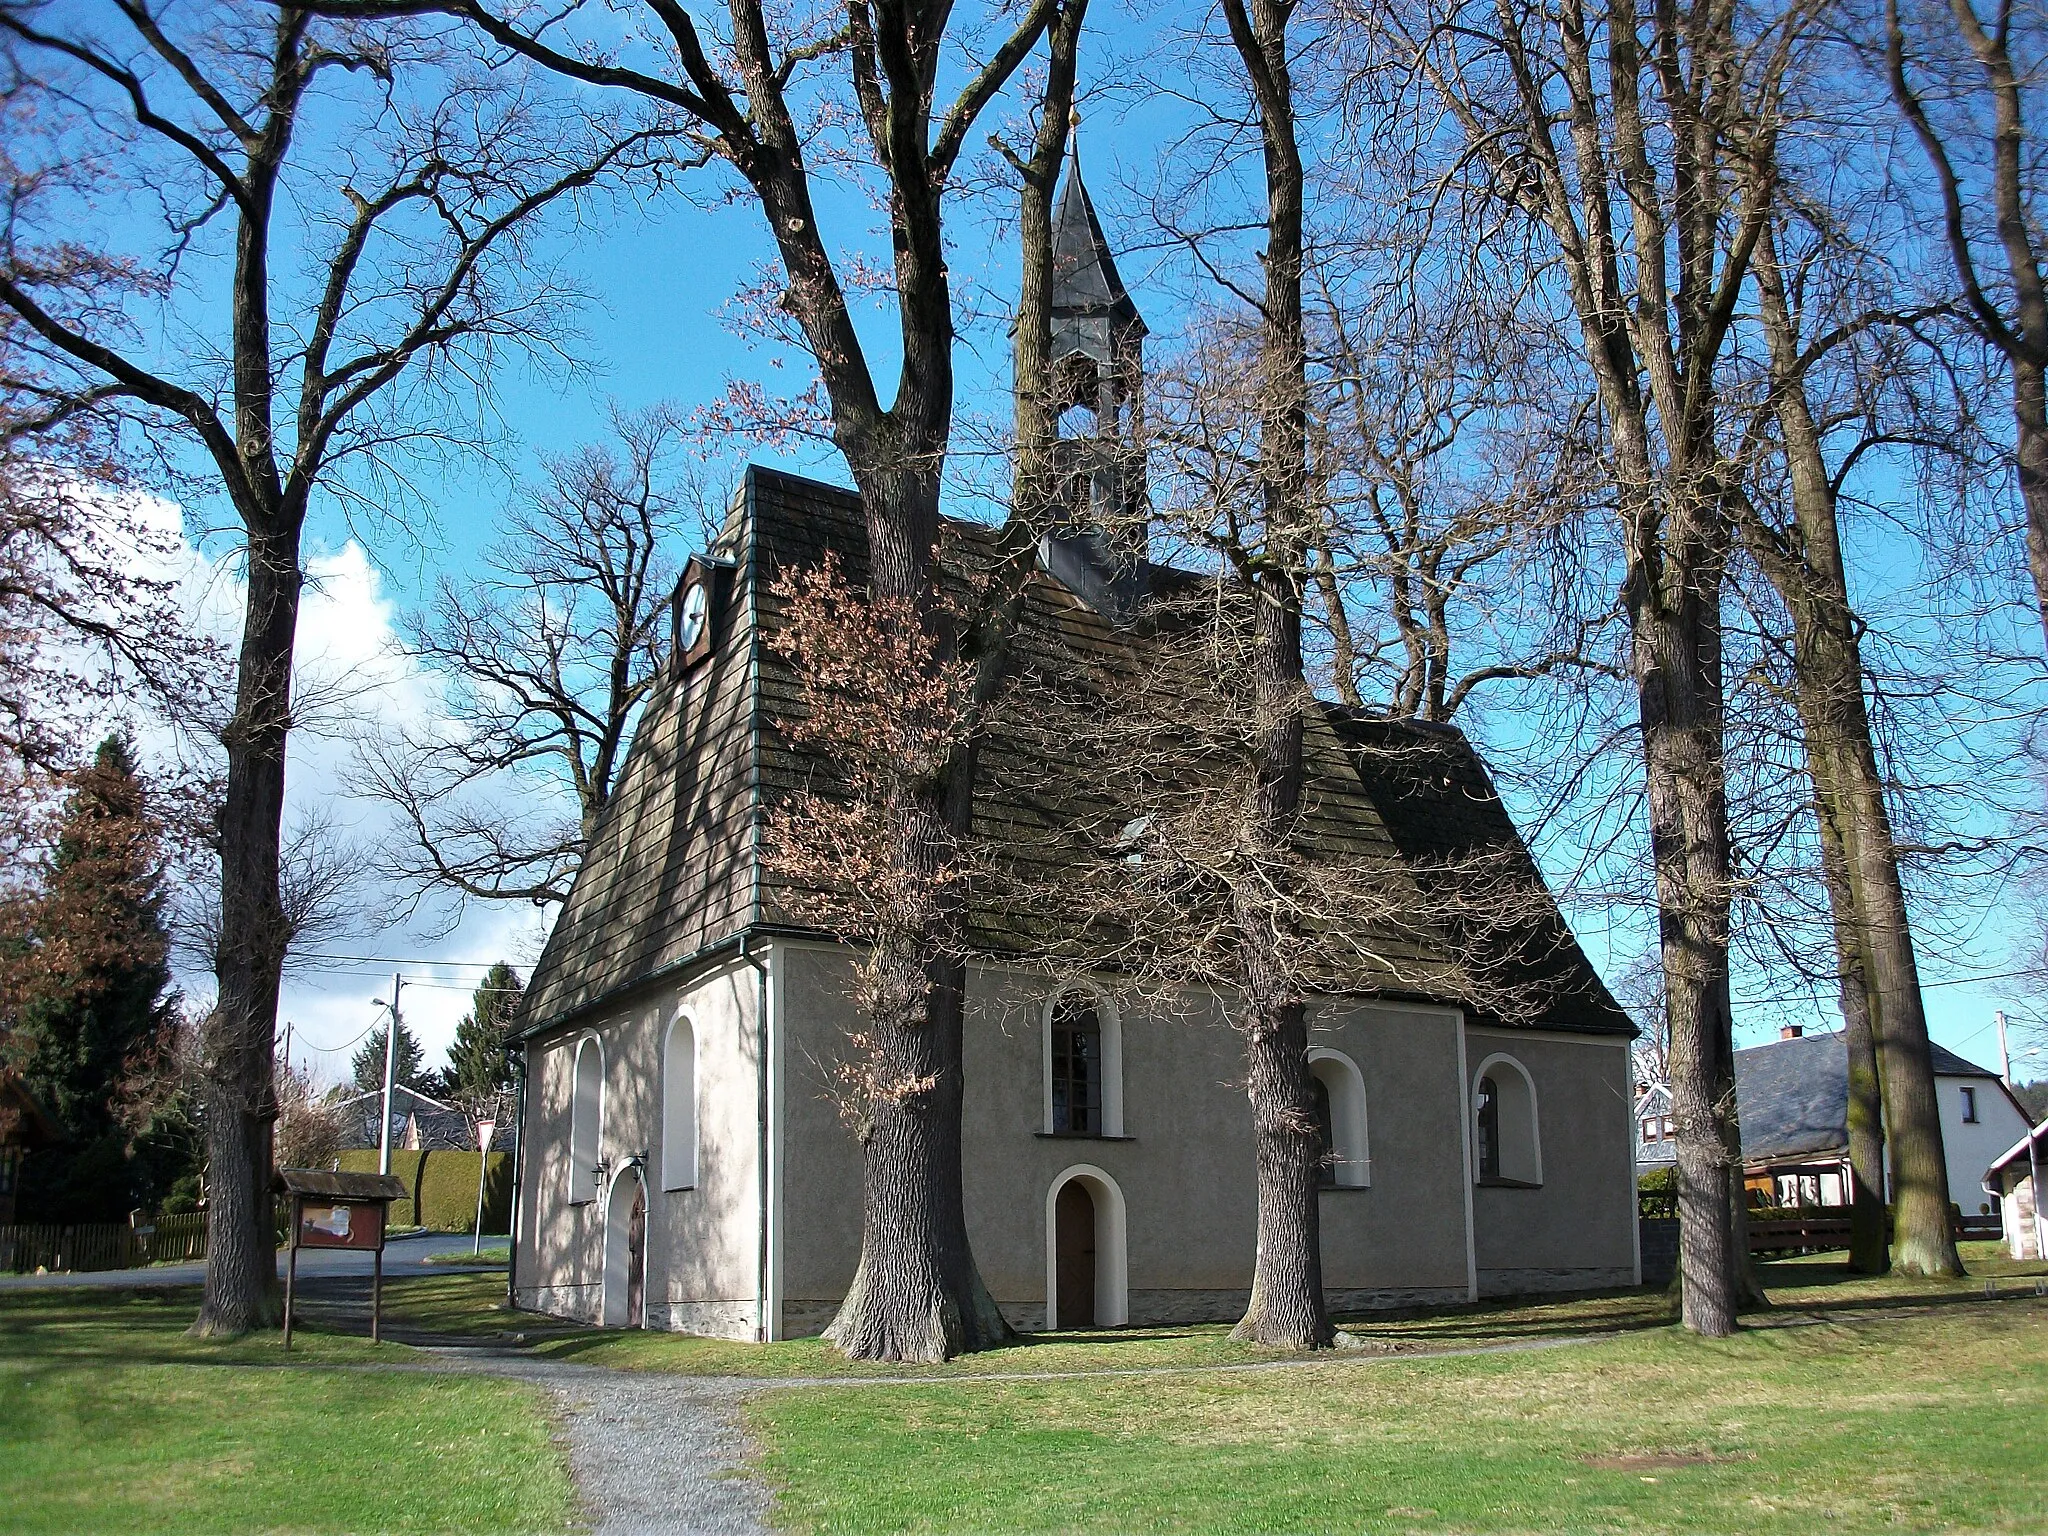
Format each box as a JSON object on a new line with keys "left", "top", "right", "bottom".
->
{"left": 426, "top": 1349, "right": 774, "bottom": 1536}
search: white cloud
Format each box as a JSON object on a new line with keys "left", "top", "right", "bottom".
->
{"left": 109, "top": 515, "right": 567, "bottom": 1091}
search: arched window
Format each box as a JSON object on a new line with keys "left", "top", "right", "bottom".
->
{"left": 1043, "top": 986, "right": 1124, "bottom": 1137}
{"left": 569, "top": 1035, "right": 604, "bottom": 1204}
{"left": 1308, "top": 1047, "right": 1370, "bottom": 1188}
{"left": 1473, "top": 1053, "right": 1541, "bottom": 1185}
{"left": 661, "top": 1012, "right": 698, "bottom": 1191}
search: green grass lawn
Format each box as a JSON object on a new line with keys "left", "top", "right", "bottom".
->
{"left": 423, "top": 1243, "right": 511, "bottom": 1267}
{"left": 750, "top": 1296, "right": 2048, "bottom": 1533}
{"left": 382, "top": 1240, "right": 2048, "bottom": 1380}
{"left": 0, "top": 1288, "right": 577, "bottom": 1534}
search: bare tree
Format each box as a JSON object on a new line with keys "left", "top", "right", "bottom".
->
{"left": 0, "top": 1, "right": 654, "bottom": 1334}
{"left": 323, "top": 0, "right": 1095, "bottom": 1360}
{"left": 272, "top": 1055, "right": 345, "bottom": 1169}
{"left": 0, "top": 323, "right": 224, "bottom": 856}
{"left": 1352, "top": 0, "right": 1819, "bottom": 1333}
{"left": 1190, "top": 0, "right": 1338, "bottom": 1350}
{"left": 1726, "top": 190, "right": 1963, "bottom": 1275}
{"left": 351, "top": 406, "right": 711, "bottom": 918}
{"left": 1304, "top": 250, "right": 1616, "bottom": 724}
{"left": 1885, "top": 0, "right": 2048, "bottom": 656}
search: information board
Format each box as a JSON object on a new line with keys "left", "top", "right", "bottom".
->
{"left": 295, "top": 1197, "right": 385, "bottom": 1252}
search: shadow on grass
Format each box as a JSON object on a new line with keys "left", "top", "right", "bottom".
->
{"left": 13, "top": 1248, "right": 2045, "bottom": 1381}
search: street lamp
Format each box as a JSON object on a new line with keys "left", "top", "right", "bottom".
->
{"left": 370, "top": 976, "right": 403, "bottom": 1177}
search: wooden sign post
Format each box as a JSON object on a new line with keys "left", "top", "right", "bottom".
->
{"left": 275, "top": 1168, "right": 408, "bottom": 1350}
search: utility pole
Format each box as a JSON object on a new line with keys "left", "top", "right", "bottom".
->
{"left": 1998, "top": 1010, "right": 2014, "bottom": 1081}
{"left": 379, "top": 973, "right": 403, "bottom": 1177}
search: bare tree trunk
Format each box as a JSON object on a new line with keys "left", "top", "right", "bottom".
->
{"left": 1638, "top": 573, "right": 1743, "bottom": 1337}
{"left": 1743, "top": 220, "right": 1961, "bottom": 1277}
{"left": 195, "top": 522, "right": 304, "bottom": 1334}
{"left": 1811, "top": 761, "right": 1891, "bottom": 1272}
{"left": 1219, "top": 0, "right": 1333, "bottom": 1350}
{"left": 820, "top": 446, "right": 1017, "bottom": 1359}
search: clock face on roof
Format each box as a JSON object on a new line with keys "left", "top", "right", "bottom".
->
{"left": 678, "top": 581, "right": 709, "bottom": 654}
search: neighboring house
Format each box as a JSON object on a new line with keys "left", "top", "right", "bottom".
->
{"left": 336, "top": 1085, "right": 471, "bottom": 1154}
{"left": 1985, "top": 1119, "right": 2048, "bottom": 1260}
{"left": 1634, "top": 1082, "right": 1675, "bottom": 1160}
{"left": 507, "top": 159, "right": 1644, "bottom": 1340}
{"left": 1637, "top": 1027, "right": 2031, "bottom": 1219}
{"left": 0, "top": 1071, "right": 60, "bottom": 1226}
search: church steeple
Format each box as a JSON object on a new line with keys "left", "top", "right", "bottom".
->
{"left": 1038, "top": 147, "right": 1149, "bottom": 620}
{"left": 1050, "top": 151, "right": 1147, "bottom": 356}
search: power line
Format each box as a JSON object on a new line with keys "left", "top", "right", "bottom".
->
{"left": 294, "top": 951, "right": 513, "bottom": 970}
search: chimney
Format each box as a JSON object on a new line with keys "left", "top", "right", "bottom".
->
{"left": 1780, "top": 1026, "right": 1804, "bottom": 1040}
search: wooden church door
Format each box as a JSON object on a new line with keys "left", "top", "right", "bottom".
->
{"left": 1055, "top": 1180, "right": 1096, "bottom": 1328}
{"left": 626, "top": 1181, "right": 646, "bottom": 1328}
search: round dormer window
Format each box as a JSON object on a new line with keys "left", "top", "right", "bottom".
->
{"left": 678, "top": 581, "right": 708, "bottom": 653}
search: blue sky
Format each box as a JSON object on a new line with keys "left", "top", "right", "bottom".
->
{"left": 116, "top": 6, "right": 2045, "bottom": 1086}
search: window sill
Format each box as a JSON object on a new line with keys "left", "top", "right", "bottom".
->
{"left": 1475, "top": 1177, "right": 1543, "bottom": 1190}
{"left": 1034, "top": 1132, "right": 1135, "bottom": 1141}
{"left": 1318, "top": 1182, "right": 1372, "bottom": 1193}
{"left": 663, "top": 1183, "right": 696, "bottom": 1194}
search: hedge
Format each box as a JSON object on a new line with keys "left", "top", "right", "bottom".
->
{"left": 335, "top": 1149, "right": 512, "bottom": 1233}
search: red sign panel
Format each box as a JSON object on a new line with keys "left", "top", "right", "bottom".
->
{"left": 296, "top": 1198, "right": 386, "bottom": 1252}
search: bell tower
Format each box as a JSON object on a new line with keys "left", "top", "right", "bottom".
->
{"left": 1039, "top": 147, "right": 1149, "bottom": 621}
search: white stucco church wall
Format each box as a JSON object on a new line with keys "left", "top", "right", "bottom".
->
{"left": 513, "top": 940, "right": 1640, "bottom": 1339}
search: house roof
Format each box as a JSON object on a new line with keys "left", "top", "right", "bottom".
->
{"left": 334, "top": 1085, "right": 471, "bottom": 1152}
{"left": 274, "top": 1168, "right": 408, "bottom": 1202}
{"left": 520, "top": 466, "right": 1634, "bottom": 1041}
{"left": 1988, "top": 1117, "right": 2048, "bottom": 1178}
{"left": 1684, "top": 1031, "right": 2005, "bottom": 1166}
{"left": 1732, "top": 1032, "right": 1852, "bottom": 1163}
{"left": 0, "top": 1070, "right": 60, "bottom": 1146}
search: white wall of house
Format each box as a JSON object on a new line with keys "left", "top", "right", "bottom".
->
{"left": 1997, "top": 1164, "right": 2042, "bottom": 1260}
{"left": 1937, "top": 1075, "right": 2032, "bottom": 1220}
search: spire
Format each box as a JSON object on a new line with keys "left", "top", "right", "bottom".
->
{"left": 1050, "top": 148, "right": 1146, "bottom": 337}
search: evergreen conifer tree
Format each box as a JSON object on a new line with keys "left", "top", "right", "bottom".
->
{"left": 351, "top": 1018, "right": 427, "bottom": 1095}
{"left": 10, "top": 736, "right": 186, "bottom": 1222}
{"left": 446, "top": 963, "right": 522, "bottom": 1107}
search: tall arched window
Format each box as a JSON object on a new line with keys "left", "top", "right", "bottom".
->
{"left": 569, "top": 1035, "right": 604, "bottom": 1204}
{"left": 1043, "top": 986, "right": 1124, "bottom": 1137}
{"left": 1308, "top": 1047, "right": 1370, "bottom": 1187}
{"left": 1473, "top": 1053, "right": 1541, "bottom": 1185}
{"left": 662, "top": 1012, "right": 698, "bottom": 1191}
{"left": 1051, "top": 997, "right": 1102, "bottom": 1135}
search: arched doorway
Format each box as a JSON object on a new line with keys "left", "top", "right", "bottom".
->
{"left": 602, "top": 1166, "right": 648, "bottom": 1328}
{"left": 1044, "top": 1165, "right": 1129, "bottom": 1330}
{"left": 1055, "top": 1180, "right": 1096, "bottom": 1327}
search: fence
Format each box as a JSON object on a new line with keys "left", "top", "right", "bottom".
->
{"left": 0, "top": 1223, "right": 139, "bottom": 1274}
{"left": 137, "top": 1211, "right": 208, "bottom": 1264}
{"left": 2, "top": 1201, "right": 295, "bottom": 1274}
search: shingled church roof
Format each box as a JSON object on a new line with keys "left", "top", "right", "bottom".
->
{"left": 517, "top": 466, "right": 1632, "bottom": 1041}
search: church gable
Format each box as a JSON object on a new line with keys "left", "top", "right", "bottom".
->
{"left": 520, "top": 487, "right": 760, "bottom": 1034}
{"left": 521, "top": 460, "right": 1629, "bottom": 1041}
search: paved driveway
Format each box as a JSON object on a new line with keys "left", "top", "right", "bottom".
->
{"left": 0, "top": 1229, "right": 503, "bottom": 1290}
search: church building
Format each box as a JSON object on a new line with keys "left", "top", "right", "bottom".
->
{"left": 506, "top": 162, "right": 1642, "bottom": 1339}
